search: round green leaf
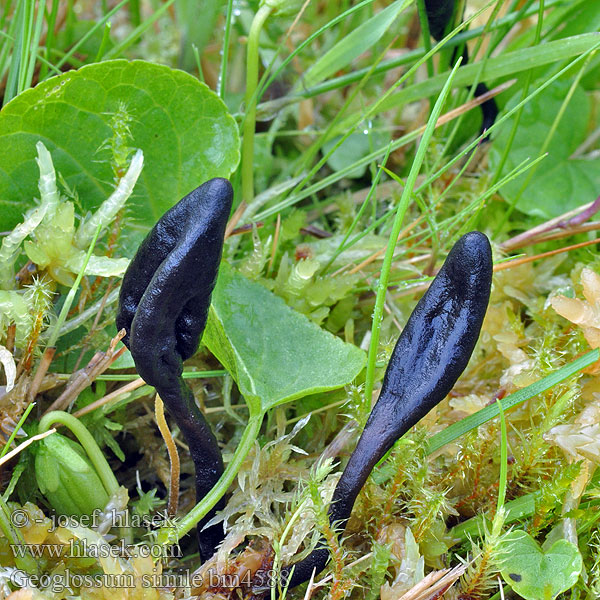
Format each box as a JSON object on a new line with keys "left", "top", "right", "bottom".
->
{"left": 204, "top": 263, "right": 366, "bottom": 415}
{"left": 499, "top": 530, "right": 582, "bottom": 600}
{"left": 0, "top": 60, "right": 240, "bottom": 232}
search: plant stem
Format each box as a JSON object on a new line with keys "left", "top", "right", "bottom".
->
{"left": 363, "top": 60, "right": 462, "bottom": 408}
{"left": 156, "top": 413, "right": 263, "bottom": 545}
{"left": 218, "top": 0, "right": 235, "bottom": 100}
{"left": 0, "top": 402, "right": 35, "bottom": 459}
{"left": 38, "top": 411, "right": 120, "bottom": 497}
{"left": 129, "top": 0, "right": 141, "bottom": 27}
{"left": 496, "top": 399, "right": 507, "bottom": 512}
{"left": 241, "top": 4, "right": 272, "bottom": 206}
{"left": 94, "top": 22, "right": 112, "bottom": 62}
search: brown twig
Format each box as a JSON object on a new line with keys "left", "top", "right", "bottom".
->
{"left": 225, "top": 201, "right": 247, "bottom": 238}
{"left": 393, "top": 237, "right": 600, "bottom": 299}
{"left": 510, "top": 220, "right": 600, "bottom": 247}
{"left": 230, "top": 222, "right": 264, "bottom": 236}
{"left": 27, "top": 346, "right": 56, "bottom": 404}
{"left": 5, "top": 324, "right": 16, "bottom": 355}
{"left": 73, "top": 377, "right": 146, "bottom": 418}
{"left": 494, "top": 237, "right": 600, "bottom": 271}
{"left": 300, "top": 225, "right": 332, "bottom": 239}
{"left": 338, "top": 216, "right": 425, "bottom": 277}
{"left": 44, "top": 329, "right": 126, "bottom": 413}
{"left": 397, "top": 565, "right": 466, "bottom": 600}
{"left": 500, "top": 196, "right": 600, "bottom": 251}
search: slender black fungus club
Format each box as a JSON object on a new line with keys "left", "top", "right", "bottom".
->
{"left": 280, "top": 231, "right": 493, "bottom": 589}
{"left": 424, "top": 0, "right": 455, "bottom": 40}
{"left": 116, "top": 177, "right": 233, "bottom": 561}
{"left": 424, "top": 0, "right": 498, "bottom": 135}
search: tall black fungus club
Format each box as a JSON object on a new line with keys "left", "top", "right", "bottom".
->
{"left": 279, "top": 231, "right": 493, "bottom": 590}
{"left": 116, "top": 177, "right": 233, "bottom": 562}
{"left": 424, "top": 0, "right": 498, "bottom": 135}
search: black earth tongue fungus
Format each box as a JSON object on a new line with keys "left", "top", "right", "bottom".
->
{"left": 116, "top": 177, "right": 233, "bottom": 561}
{"left": 279, "top": 231, "right": 493, "bottom": 590}
{"left": 423, "top": 0, "right": 499, "bottom": 136}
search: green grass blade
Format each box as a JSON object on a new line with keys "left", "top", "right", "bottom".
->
{"left": 255, "top": 0, "right": 566, "bottom": 113}
{"left": 0, "top": 402, "right": 35, "bottom": 459}
{"left": 255, "top": 33, "right": 600, "bottom": 221}
{"left": 15, "top": 0, "right": 34, "bottom": 96}
{"left": 363, "top": 59, "right": 463, "bottom": 407}
{"left": 375, "top": 32, "right": 599, "bottom": 113}
{"left": 52, "top": 0, "right": 129, "bottom": 71}
{"left": 94, "top": 22, "right": 113, "bottom": 62}
{"left": 3, "top": 0, "right": 26, "bottom": 106}
{"left": 39, "top": 0, "right": 60, "bottom": 80}
{"left": 451, "top": 493, "right": 536, "bottom": 543}
{"left": 218, "top": 0, "right": 235, "bottom": 99}
{"left": 23, "top": 0, "right": 45, "bottom": 92}
{"left": 302, "top": 0, "right": 411, "bottom": 89}
{"left": 496, "top": 399, "right": 508, "bottom": 511}
{"left": 103, "top": 0, "right": 178, "bottom": 59}
{"left": 426, "top": 349, "right": 599, "bottom": 454}
{"left": 256, "top": 0, "right": 377, "bottom": 103}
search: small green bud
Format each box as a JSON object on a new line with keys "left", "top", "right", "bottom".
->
{"left": 35, "top": 433, "right": 109, "bottom": 517}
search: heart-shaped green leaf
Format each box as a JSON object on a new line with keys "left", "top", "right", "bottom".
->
{"left": 0, "top": 59, "right": 239, "bottom": 233}
{"left": 203, "top": 263, "right": 366, "bottom": 415}
{"left": 499, "top": 530, "right": 582, "bottom": 600}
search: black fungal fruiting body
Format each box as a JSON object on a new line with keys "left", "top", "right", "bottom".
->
{"left": 424, "top": 0, "right": 498, "bottom": 134}
{"left": 116, "top": 177, "right": 233, "bottom": 561}
{"left": 280, "top": 231, "right": 493, "bottom": 589}
{"left": 424, "top": 0, "right": 456, "bottom": 40}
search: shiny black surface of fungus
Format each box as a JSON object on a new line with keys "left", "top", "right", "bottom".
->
{"left": 116, "top": 177, "right": 233, "bottom": 561}
{"left": 280, "top": 231, "right": 493, "bottom": 589}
